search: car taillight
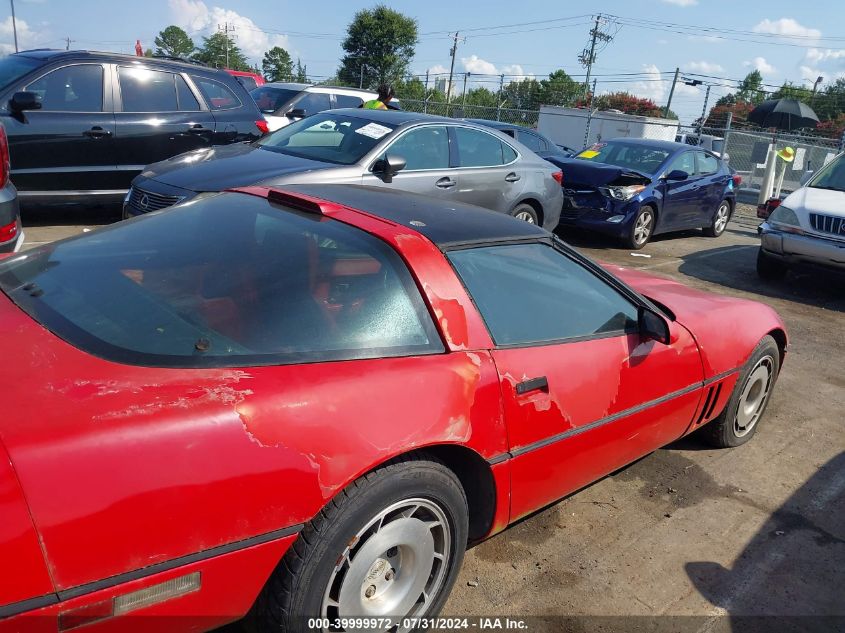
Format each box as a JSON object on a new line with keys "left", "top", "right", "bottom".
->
{"left": 732, "top": 174, "right": 742, "bottom": 187}
{"left": 0, "top": 125, "right": 9, "bottom": 189}
{"left": 757, "top": 197, "right": 780, "bottom": 219}
{"left": 255, "top": 119, "right": 269, "bottom": 135}
{"left": 552, "top": 171, "right": 563, "bottom": 185}
{"left": 0, "top": 219, "right": 16, "bottom": 243}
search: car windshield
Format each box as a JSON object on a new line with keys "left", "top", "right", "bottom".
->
{"left": 256, "top": 112, "right": 397, "bottom": 165}
{"left": 575, "top": 141, "right": 671, "bottom": 175}
{"left": 0, "top": 193, "right": 441, "bottom": 368}
{"left": 808, "top": 154, "right": 845, "bottom": 192}
{"left": 0, "top": 55, "right": 42, "bottom": 92}
{"left": 250, "top": 86, "right": 302, "bottom": 113}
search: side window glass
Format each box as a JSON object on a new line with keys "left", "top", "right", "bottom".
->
{"left": 697, "top": 152, "right": 719, "bottom": 175}
{"left": 235, "top": 76, "right": 257, "bottom": 91}
{"left": 502, "top": 142, "right": 517, "bottom": 164}
{"left": 295, "top": 92, "right": 332, "bottom": 115}
{"left": 455, "top": 127, "right": 505, "bottom": 167}
{"left": 118, "top": 67, "right": 178, "bottom": 112}
{"left": 517, "top": 131, "right": 542, "bottom": 152}
{"left": 667, "top": 152, "right": 696, "bottom": 177}
{"left": 335, "top": 94, "right": 364, "bottom": 109}
{"left": 25, "top": 64, "right": 104, "bottom": 112}
{"left": 386, "top": 126, "right": 450, "bottom": 170}
{"left": 176, "top": 75, "right": 200, "bottom": 111}
{"left": 191, "top": 77, "right": 241, "bottom": 110}
{"left": 448, "top": 243, "right": 638, "bottom": 346}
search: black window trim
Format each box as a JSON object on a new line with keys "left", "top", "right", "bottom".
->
{"left": 21, "top": 62, "right": 109, "bottom": 114}
{"left": 443, "top": 236, "right": 662, "bottom": 350}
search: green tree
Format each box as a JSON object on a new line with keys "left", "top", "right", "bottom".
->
{"left": 463, "top": 87, "right": 498, "bottom": 108}
{"left": 154, "top": 25, "right": 195, "bottom": 58}
{"left": 294, "top": 58, "right": 308, "bottom": 83}
{"left": 194, "top": 32, "right": 250, "bottom": 71}
{"left": 537, "top": 69, "right": 580, "bottom": 107}
{"left": 338, "top": 5, "right": 418, "bottom": 89}
{"left": 502, "top": 78, "right": 542, "bottom": 110}
{"left": 736, "top": 70, "right": 766, "bottom": 104}
{"left": 262, "top": 46, "right": 293, "bottom": 82}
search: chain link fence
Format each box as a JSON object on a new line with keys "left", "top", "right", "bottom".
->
{"left": 398, "top": 98, "right": 539, "bottom": 126}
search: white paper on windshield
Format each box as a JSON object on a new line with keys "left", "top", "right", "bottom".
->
{"left": 355, "top": 123, "right": 392, "bottom": 139}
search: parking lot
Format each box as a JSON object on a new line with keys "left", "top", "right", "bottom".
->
{"left": 20, "top": 203, "right": 844, "bottom": 629}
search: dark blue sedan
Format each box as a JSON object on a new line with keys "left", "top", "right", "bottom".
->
{"left": 557, "top": 138, "right": 736, "bottom": 249}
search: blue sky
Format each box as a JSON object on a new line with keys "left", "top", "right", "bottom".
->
{"left": 2, "top": 0, "right": 845, "bottom": 123}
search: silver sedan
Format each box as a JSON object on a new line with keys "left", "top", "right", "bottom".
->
{"left": 127, "top": 109, "right": 563, "bottom": 230}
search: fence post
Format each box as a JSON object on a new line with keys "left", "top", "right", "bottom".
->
{"left": 496, "top": 74, "right": 504, "bottom": 121}
{"left": 424, "top": 70, "right": 429, "bottom": 114}
{"left": 722, "top": 112, "right": 733, "bottom": 166}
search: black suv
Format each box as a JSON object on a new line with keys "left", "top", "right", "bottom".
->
{"left": 0, "top": 50, "right": 267, "bottom": 206}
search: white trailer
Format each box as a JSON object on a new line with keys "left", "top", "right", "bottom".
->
{"left": 537, "top": 106, "right": 680, "bottom": 152}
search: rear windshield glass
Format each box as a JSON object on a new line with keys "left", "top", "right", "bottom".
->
{"left": 0, "top": 194, "right": 443, "bottom": 367}
{"left": 256, "top": 112, "right": 397, "bottom": 165}
{"left": 0, "top": 55, "right": 42, "bottom": 92}
{"left": 250, "top": 86, "right": 301, "bottom": 113}
{"left": 575, "top": 141, "right": 671, "bottom": 175}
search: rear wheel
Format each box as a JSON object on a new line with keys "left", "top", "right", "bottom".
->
{"left": 704, "top": 200, "right": 731, "bottom": 237}
{"left": 703, "top": 335, "right": 780, "bottom": 448}
{"left": 625, "top": 206, "right": 655, "bottom": 249}
{"left": 756, "top": 248, "right": 788, "bottom": 280}
{"left": 511, "top": 203, "right": 538, "bottom": 225}
{"left": 253, "top": 456, "right": 468, "bottom": 632}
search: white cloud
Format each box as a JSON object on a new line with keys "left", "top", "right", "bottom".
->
{"left": 662, "top": 0, "right": 698, "bottom": 6}
{"left": 631, "top": 64, "right": 666, "bottom": 103}
{"left": 169, "top": 0, "right": 289, "bottom": 62}
{"left": 804, "top": 48, "right": 845, "bottom": 65}
{"left": 752, "top": 18, "right": 821, "bottom": 40}
{"left": 743, "top": 57, "right": 776, "bottom": 74}
{"left": 799, "top": 66, "right": 823, "bottom": 83}
{"left": 684, "top": 61, "right": 724, "bottom": 73}
{"left": 461, "top": 54, "right": 497, "bottom": 76}
{"left": 0, "top": 16, "right": 50, "bottom": 55}
{"left": 426, "top": 64, "right": 449, "bottom": 77}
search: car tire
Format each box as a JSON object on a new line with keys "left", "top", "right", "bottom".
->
{"left": 253, "top": 455, "right": 469, "bottom": 632}
{"left": 510, "top": 203, "right": 539, "bottom": 225}
{"left": 703, "top": 200, "right": 731, "bottom": 237}
{"left": 703, "top": 335, "right": 780, "bottom": 448}
{"left": 756, "top": 248, "right": 788, "bottom": 280}
{"left": 625, "top": 205, "right": 655, "bottom": 250}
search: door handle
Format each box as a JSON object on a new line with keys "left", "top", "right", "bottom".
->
{"left": 83, "top": 126, "right": 111, "bottom": 139}
{"left": 436, "top": 177, "right": 456, "bottom": 189}
{"left": 187, "top": 124, "right": 213, "bottom": 134}
{"left": 505, "top": 172, "right": 521, "bottom": 182}
{"left": 516, "top": 376, "right": 549, "bottom": 395}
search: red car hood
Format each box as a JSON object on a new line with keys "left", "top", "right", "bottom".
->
{"left": 600, "top": 262, "right": 787, "bottom": 377}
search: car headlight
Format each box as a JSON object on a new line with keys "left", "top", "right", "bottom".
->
{"left": 604, "top": 184, "right": 646, "bottom": 201}
{"left": 768, "top": 205, "right": 804, "bottom": 234}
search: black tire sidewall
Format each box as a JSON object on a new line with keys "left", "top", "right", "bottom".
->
{"left": 627, "top": 206, "right": 654, "bottom": 249}
{"left": 708, "top": 335, "right": 780, "bottom": 448}
{"left": 285, "top": 460, "right": 468, "bottom": 628}
{"left": 511, "top": 203, "right": 538, "bottom": 225}
{"left": 707, "top": 200, "right": 730, "bottom": 237}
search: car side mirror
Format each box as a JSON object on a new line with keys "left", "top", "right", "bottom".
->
{"left": 9, "top": 91, "right": 41, "bottom": 113}
{"left": 638, "top": 306, "right": 670, "bottom": 345}
{"left": 286, "top": 108, "right": 306, "bottom": 119}
{"left": 373, "top": 154, "right": 407, "bottom": 183}
{"left": 664, "top": 169, "right": 689, "bottom": 181}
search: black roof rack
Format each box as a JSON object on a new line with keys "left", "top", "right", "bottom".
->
{"left": 150, "top": 54, "right": 207, "bottom": 67}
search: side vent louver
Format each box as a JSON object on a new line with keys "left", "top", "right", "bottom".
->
{"left": 696, "top": 383, "right": 724, "bottom": 425}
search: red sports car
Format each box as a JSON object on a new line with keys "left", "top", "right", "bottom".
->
{"left": 0, "top": 185, "right": 786, "bottom": 632}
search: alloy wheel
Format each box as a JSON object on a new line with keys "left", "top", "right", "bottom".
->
{"left": 633, "top": 209, "right": 653, "bottom": 246}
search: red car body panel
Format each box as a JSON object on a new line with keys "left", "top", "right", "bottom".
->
{"left": 0, "top": 187, "right": 787, "bottom": 629}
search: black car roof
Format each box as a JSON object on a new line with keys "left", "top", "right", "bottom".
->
{"left": 280, "top": 184, "right": 548, "bottom": 248}
{"left": 14, "top": 49, "right": 216, "bottom": 73}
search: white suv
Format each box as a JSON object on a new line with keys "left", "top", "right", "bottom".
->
{"left": 250, "top": 83, "right": 383, "bottom": 132}
{"left": 757, "top": 151, "right": 845, "bottom": 279}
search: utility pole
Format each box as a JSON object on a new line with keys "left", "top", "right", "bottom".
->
{"left": 217, "top": 22, "right": 236, "bottom": 69}
{"left": 64, "top": 37, "right": 73, "bottom": 51}
{"left": 810, "top": 75, "right": 823, "bottom": 106}
{"left": 10, "top": 0, "right": 19, "bottom": 53}
{"left": 446, "top": 31, "right": 460, "bottom": 108}
{"left": 664, "top": 67, "right": 680, "bottom": 118}
{"left": 497, "top": 73, "right": 504, "bottom": 121}
{"left": 579, "top": 14, "right": 613, "bottom": 99}
{"left": 462, "top": 72, "right": 470, "bottom": 108}
{"left": 584, "top": 78, "right": 598, "bottom": 149}
{"left": 424, "top": 69, "right": 429, "bottom": 113}
{"left": 698, "top": 84, "right": 711, "bottom": 132}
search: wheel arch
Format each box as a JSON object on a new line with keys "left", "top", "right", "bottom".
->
{"left": 767, "top": 327, "right": 788, "bottom": 368}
